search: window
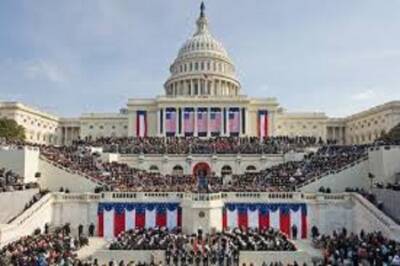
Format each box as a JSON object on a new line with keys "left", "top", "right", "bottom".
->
{"left": 99, "top": 125, "right": 104, "bottom": 130}
{"left": 172, "top": 165, "right": 184, "bottom": 176}
{"left": 149, "top": 165, "right": 159, "bottom": 173}
{"left": 89, "top": 125, "right": 94, "bottom": 129}
{"left": 221, "top": 165, "right": 232, "bottom": 176}
{"left": 245, "top": 165, "right": 257, "bottom": 173}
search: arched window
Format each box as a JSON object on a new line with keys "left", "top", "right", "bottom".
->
{"left": 172, "top": 165, "right": 184, "bottom": 176}
{"left": 221, "top": 165, "right": 232, "bottom": 177}
{"left": 245, "top": 165, "right": 257, "bottom": 173}
{"left": 149, "top": 165, "right": 159, "bottom": 173}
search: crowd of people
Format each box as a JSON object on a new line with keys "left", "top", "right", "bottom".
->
{"left": 0, "top": 224, "right": 89, "bottom": 265}
{"left": 313, "top": 228, "right": 400, "bottom": 265}
{"left": 0, "top": 167, "right": 38, "bottom": 193}
{"left": 109, "top": 227, "right": 295, "bottom": 265}
{"left": 375, "top": 182, "right": 400, "bottom": 191}
{"left": 77, "top": 136, "right": 323, "bottom": 155}
{"left": 216, "top": 145, "right": 368, "bottom": 192}
{"left": 39, "top": 141, "right": 369, "bottom": 193}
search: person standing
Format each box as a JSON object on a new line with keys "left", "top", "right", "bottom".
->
{"left": 291, "top": 224, "right": 298, "bottom": 240}
{"left": 89, "top": 223, "right": 95, "bottom": 237}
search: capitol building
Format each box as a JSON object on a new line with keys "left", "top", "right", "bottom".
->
{"left": 0, "top": 3, "right": 399, "bottom": 146}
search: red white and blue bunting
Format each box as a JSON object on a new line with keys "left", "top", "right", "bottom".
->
{"left": 136, "top": 111, "right": 147, "bottom": 137}
{"left": 98, "top": 203, "right": 181, "bottom": 239}
{"left": 223, "top": 203, "right": 307, "bottom": 239}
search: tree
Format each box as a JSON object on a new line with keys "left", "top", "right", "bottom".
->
{"left": 380, "top": 122, "right": 400, "bottom": 142}
{"left": 0, "top": 118, "right": 25, "bottom": 141}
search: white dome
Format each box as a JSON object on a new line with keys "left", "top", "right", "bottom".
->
{"left": 176, "top": 17, "right": 230, "bottom": 62}
{"left": 164, "top": 3, "right": 241, "bottom": 98}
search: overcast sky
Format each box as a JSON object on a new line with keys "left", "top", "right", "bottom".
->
{"left": 0, "top": 0, "right": 399, "bottom": 117}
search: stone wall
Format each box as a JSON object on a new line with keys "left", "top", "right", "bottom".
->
{"left": 0, "top": 189, "right": 39, "bottom": 223}
{"left": 368, "top": 145, "right": 400, "bottom": 184}
{"left": 351, "top": 193, "right": 400, "bottom": 241}
{"left": 371, "top": 188, "right": 400, "bottom": 223}
{"left": 119, "top": 154, "right": 284, "bottom": 176}
{"left": 38, "top": 158, "right": 102, "bottom": 193}
{"left": 0, "top": 193, "right": 53, "bottom": 246}
{"left": 0, "top": 147, "right": 39, "bottom": 183}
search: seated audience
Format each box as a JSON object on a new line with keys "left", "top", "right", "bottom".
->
{"left": 313, "top": 228, "right": 400, "bottom": 265}
{"left": 0, "top": 167, "right": 38, "bottom": 193}
{"left": 0, "top": 224, "right": 88, "bottom": 265}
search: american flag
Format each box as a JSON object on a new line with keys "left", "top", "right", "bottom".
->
{"left": 229, "top": 110, "right": 240, "bottom": 134}
{"left": 259, "top": 110, "right": 268, "bottom": 138}
{"left": 197, "top": 108, "right": 208, "bottom": 134}
{"left": 210, "top": 109, "right": 222, "bottom": 133}
{"left": 166, "top": 109, "right": 176, "bottom": 134}
{"left": 184, "top": 109, "right": 194, "bottom": 134}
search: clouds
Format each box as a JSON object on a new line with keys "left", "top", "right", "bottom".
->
{"left": 23, "top": 59, "right": 67, "bottom": 83}
{"left": 351, "top": 89, "right": 376, "bottom": 101}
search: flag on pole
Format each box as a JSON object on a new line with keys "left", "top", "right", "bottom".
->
{"left": 136, "top": 111, "right": 147, "bottom": 137}
{"left": 166, "top": 108, "right": 177, "bottom": 136}
{"left": 229, "top": 108, "right": 240, "bottom": 136}
{"left": 184, "top": 108, "right": 194, "bottom": 136}
{"left": 197, "top": 108, "right": 208, "bottom": 135}
{"left": 258, "top": 110, "right": 269, "bottom": 138}
{"left": 210, "top": 108, "right": 222, "bottom": 134}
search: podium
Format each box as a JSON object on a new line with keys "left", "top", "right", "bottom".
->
{"left": 181, "top": 193, "right": 224, "bottom": 234}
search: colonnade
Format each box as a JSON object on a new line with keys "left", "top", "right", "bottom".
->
{"left": 156, "top": 107, "right": 248, "bottom": 137}
{"left": 166, "top": 78, "right": 239, "bottom": 97}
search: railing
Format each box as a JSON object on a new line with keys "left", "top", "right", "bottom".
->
{"left": 96, "top": 191, "right": 353, "bottom": 202}
{"left": 52, "top": 192, "right": 101, "bottom": 202}
{"left": 103, "top": 192, "right": 184, "bottom": 201}
{"left": 119, "top": 153, "right": 284, "bottom": 158}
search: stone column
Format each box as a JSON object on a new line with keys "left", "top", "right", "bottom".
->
{"left": 163, "top": 108, "right": 167, "bottom": 137}
{"left": 269, "top": 111, "right": 275, "bottom": 137}
{"left": 194, "top": 107, "right": 198, "bottom": 137}
{"left": 226, "top": 108, "right": 230, "bottom": 137}
{"left": 176, "top": 108, "right": 179, "bottom": 137}
{"left": 220, "top": 107, "right": 224, "bottom": 135}
{"left": 157, "top": 109, "right": 161, "bottom": 136}
{"left": 238, "top": 108, "right": 242, "bottom": 137}
{"left": 207, "top": 107, "right": 211, "bottom": 137}
{"left": 181, "top": 108, "right": 185, "bottom": 137}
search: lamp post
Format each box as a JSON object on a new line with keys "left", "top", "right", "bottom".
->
{"left": 368, "top": 172, "right": 375, "bottom": 191}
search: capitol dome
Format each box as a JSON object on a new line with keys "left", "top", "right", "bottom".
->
{"left": 164, "top": 2, "right": 241, "bottom": 97}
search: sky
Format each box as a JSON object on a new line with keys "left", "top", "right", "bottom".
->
{"left": 0, "top": 0, "right": 399, "bottom": 117}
